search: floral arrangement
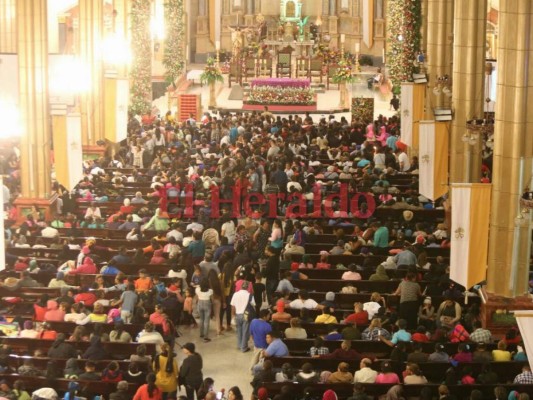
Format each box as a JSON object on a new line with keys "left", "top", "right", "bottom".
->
{"left": 386, "top": 0, "right": 422, "bottom": 85}
{"left": 332, "top": 60, "right": 357, "bottom": 84}
{"left": 247, "top": 86, "right": 315, "bottom": 105}
{"left": 163, "top": 0, "right": 185, "bottom": 86}
{"left": 251, "top": 78, "right": 310, "bottom": 89}
{"left": 220, "top": 61, "right": 230, "bottom": 74}
{"left": 351, "top": 97, "right": 375, "bottom": 125}
{"left": 129, "top": 0, "right": 152, "bottom": 115}
{"left": 315, "top": 46, "right": 361, "bottom": 71}
{"left": 200, "top": 58, "right": 224, "bottom": 86}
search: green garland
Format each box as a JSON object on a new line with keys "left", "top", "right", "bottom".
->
{"left": 163, "top": 0, "right": 185, "bottom": 86}
{"left": 129, "top": 0, "right": 152, "bottom": 115}
{"left": 386, "top": 0, "right": 422, "bottom": 86}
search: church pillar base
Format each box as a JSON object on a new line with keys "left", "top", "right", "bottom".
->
{"left": 13, "top": 194, "right": 58, "bottom": 224}
{"left": 480, "top": 288, "right": 533, "bottom": 336}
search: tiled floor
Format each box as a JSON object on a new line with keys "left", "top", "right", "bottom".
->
{"left": 175, "top": 323, "right": 255, "bottom": 399}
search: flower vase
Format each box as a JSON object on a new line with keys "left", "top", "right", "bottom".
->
{"left": 209, "top": 81, "right": 217, "bottom": 109}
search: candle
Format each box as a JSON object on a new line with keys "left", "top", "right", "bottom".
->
{"left": 382, "top": 48, "right": 385, "bottom": 62}
{"left": 216, "top": 40, "right": 220, "bottom": 50}
{"left": 186, "top": 45, "right": 189, "bottom": 61}
{"left": 340, "top": 34, "right": 345, "bottom": 43}
{"left": 355, "top": 43, "right": 360, "bottom": 53}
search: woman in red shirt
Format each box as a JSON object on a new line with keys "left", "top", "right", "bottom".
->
{"left": 133, "top": 373, "right": 162, "bottom": 400}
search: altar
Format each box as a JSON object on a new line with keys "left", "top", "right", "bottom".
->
{"left": 263, "top": 39, "right": 314, "bottom": 57}
{"left": 243, "top": 77, "right": 317, "bottom": 112}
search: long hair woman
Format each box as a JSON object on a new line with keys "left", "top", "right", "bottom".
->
{"left": 208, "top": 269, "right": 225, "bottom": 335}
{"left": 133, "top": 372, "right": 162, "bottom": 400}
{"left": 196, "top": 278, "right": 213, "bottom": 342}
{"left": 153, "top": 343, "right": 178, "bottom": 400}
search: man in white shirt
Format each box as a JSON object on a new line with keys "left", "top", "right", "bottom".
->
{"left": 288, "top": 290, "right": 318, "bottom": 310}
{"left": 353, "top": 358, "right": 378, "bottom": 383}
{"left": 166, "top": 225, "right": 184, "bottom": 242}
{"left": 396, "top": 149, "right": 411, "bottom": 172}
{"left": 41, "top": 226, "right": 59, "bottom": 239}
{"left": 186, "top": 221, "right": 204, "bottom": 233}
{"left": 231, "top": 281, "right": 255, "bottom": 352}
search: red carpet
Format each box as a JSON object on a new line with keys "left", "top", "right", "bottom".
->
{"left": 242, "top": 103, "right": 318, "bottom": 112}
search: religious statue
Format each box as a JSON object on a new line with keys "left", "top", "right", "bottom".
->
{"left": 283, "top": 21, "right": 296, "bottom": 41}
{"left": 228, "top": 26, "right": 253, "bottom": 59}
{"left": 257, "top": 14, "right": 267, "bottom": 42}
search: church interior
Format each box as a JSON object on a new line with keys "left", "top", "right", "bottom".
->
{"left": 0, "top": 0, "right": 533, "bottom": 399}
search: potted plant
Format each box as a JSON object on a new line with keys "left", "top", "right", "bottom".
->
{"left": 332, "top": 60, "right": 356, "bottom": 109}
{"left": 200, "top": 57, "right": 224, "bottom": 108}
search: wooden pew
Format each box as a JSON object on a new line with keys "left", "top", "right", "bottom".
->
{"left": 281, "top": 339, "right": 498, "bottom": 357}
{"left": 261, "top": 383, "right": 533, "bottom": 399}
{"left": 0, "top": 374, "right": 139, "bottom": 397}
{"left": 291, "top": 279, "right": 407, "bottom": 293}
{"left": 6, "top": 355, "right": 149, "bottom": 372}
{"left": 0, "top": 337, "right": 156, "bottom": 357}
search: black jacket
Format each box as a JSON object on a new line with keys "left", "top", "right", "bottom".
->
{"left": 179, "top": 353, "right": 203, "bottom": 387}
{"left": 47, "top": 342, "right": 77, "bottom": 359}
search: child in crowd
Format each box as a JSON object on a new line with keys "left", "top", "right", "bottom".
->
{"left": 182, "top": 288, "right": 197, "bottom": 328}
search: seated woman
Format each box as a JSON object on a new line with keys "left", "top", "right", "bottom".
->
{"left": 327, "top": 362, "right": 353, "bottom": 383}
{"left": 314, "top": 306, "right": 338, "bottom": 324}
{"left": 403, "top": 363, "right": 428, "bottom": 385}
{"left": 492, "top": 340, "right": 512, "bottom": 361}
{"left": 284, "top": 318, "right": 308, "bottom": 339}
{"left": 316, "top": 252, "right": 331, "bottom": 269}
{"left": 341, "top": 263, "right": 362, "bottom": 281}
{"left": 375, "top": 361, "right": 400, "bottom": 384}
{"left": 76, "top": 303, "right": 107, "bottom": 325}
{"left": 296, "top": 363, "right": 319, "bottom": 384}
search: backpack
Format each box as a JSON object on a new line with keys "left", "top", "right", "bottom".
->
{"left": 243, "top": 294, "right": 256, "bottom": 322}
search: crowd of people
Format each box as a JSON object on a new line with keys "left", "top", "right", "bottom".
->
{"left": 0, "top": 109, "right": 528, "bottom": 400}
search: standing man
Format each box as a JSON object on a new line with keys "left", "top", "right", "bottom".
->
{"left": 231, "top": 281, "right": 255, "bottom": 353}
{"left": 263, "top": 246, "right": 280, "bottom": 302}
{"left": 249, "top": 309, "right": 272, "bottom": 371}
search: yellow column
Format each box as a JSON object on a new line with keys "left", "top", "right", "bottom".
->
{"left": 425, "top": 0, "right": 453, "bottom": 116}
{"left": 16, "top": 0, "right": 51, "bottom": 200}
{"left": 487, "top": 0, "right": 533, "bottom": 298}
{"left": 450, "top": 0, "right": 486, "bottom": 183}
{"left": 78, "top": 0, "right": 105, "bottom": 146}
{"left": 0, "top": 0, "right": 16, "bottom": 53}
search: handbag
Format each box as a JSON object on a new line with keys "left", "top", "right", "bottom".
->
{"left": 243, "top": 294, "right": 256, "bottom": 322}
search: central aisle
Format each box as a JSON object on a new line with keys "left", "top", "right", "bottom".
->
{"left": 175, "top": 325, "right": 254, "bottom": 399}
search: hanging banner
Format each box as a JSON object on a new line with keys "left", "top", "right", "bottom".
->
{"left": 66, "top": 114, "right": 83, "bottom": 192}
{"left": 419, "top": 121, "right": 449, "bottom": 200}
{"left": 400, "top": 83, "right": 413, "bottom": 146}
{"left": 450, "top": 184, "right": 492, "bottom": 289}
{"left": 515, "top": 311, "right": 533, "bottom": 371}
{"left": 115, "top": 78, "right": 129, "bottom": 143}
